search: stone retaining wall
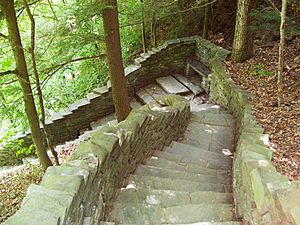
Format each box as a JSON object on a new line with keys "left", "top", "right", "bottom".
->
{"left": 195, "top": 37, "right": 300, "bottom": 225}
{"left": 19, "top": 38, "right": 196, "bottom": 147}
{"left": 4, "top": 95, "right": 190, "bottom": 225}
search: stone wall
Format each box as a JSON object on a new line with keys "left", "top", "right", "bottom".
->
{"left": 195, "top": 37, "right": 300, "bottom": 225}
{"left": 18, "top": 38, "right": 196, "bottom": 148}
{"left": 4, "top": 95, "right": 190, "bottom": 225}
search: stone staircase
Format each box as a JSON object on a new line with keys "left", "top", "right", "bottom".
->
{"left": 96, "top": 75, "right": 241, "bottom": 224}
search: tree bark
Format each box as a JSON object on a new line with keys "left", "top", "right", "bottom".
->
{"left": 277, "top": 0, "right": 287, "bottom": 107}
{"left": 202, "top": 3, "right": 211, "bottom": 39}
{"left": 0, "top": 0, "right": 52, "bottom": 170}
{"left": 232, "top": 0, "right": 256, "bottom": 63}
{"left": 102, "top": 0, "right": 131, "bottom": 122}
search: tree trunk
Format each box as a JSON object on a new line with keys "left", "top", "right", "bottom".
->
{"left": 23, "top": 0, "right": 59, "bottom": 165}
{"left": 151, "top": 11, "right": 157, "bottom": 47}
{"left": 0, "top": 0, "right": 52, "bottom": 170}
{"left": 277, "top": 0, "right": 287, "bottom": 107}
{"left": 141, "top": 0, "right": 147, "bottom": 53}
{"left": 102, "top": 0, "right": 131, "bottom": 122}
{"left": 202, "top": 4, "right": 211, "bottom": 39}
{"left": 232, "top": 0, "right": 256, "bottom": 63}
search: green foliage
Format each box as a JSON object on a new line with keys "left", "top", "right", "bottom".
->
{"left": 0, "top": 0, "right": 202, "bottom": 165}
{"left": 0, "top": 130, "right": 35, "bottom": 167}
{"left": 251, "top": 5, "right": 300, "bottom": 40}
{"left": 250, "top": 64, "right": 273, "bottom": 77}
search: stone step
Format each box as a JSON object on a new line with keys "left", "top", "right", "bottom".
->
{"left": 163, "top": 223, "right": 242, "bottom": 225}
{"left": 136, "top": 88, "right": 155, "bottom": 104}
{"left": 173, "top": 74, "right": 204, "bottom": 95}
{"left": 190, "top": 112, "right": 234, "bottom": 127}
{"left": 108, "top": 203, "right": 162, "bottom": 224}
{"left": 167, "top": 142, "right": 231, "bottom": 162}
{"left": 116, "top": 189, "right": 233, "bottom": 207}
{"left": 180, "top": 137, "right": 229, "bottom": 154}
{"left": 135, "top": 165, "right": 231, "bottom": 184}
{"left": 128, "top": 175, "right": 232, "bottom": 193}
{"left": 143, "top": 84, "right": 168, "bottom": 100}
{"left": 185, "top": 123, "right": 234, "bottom": 146}
{"left": 189, "top": 103, "right": 227, "bottom": 114}
{"left": 156, "top": 76, "right": 190, "bottom": 95}
{"left": 90, "top": 114, "right": 115, "bottom": 130}
{"left": 162, "top": 204, "right": 236, "bottom": 224}
{"left": 153, "top": 151, "right": 232, "bottom": 170}
{"left": 108, "top": 203, "right": 236, "bottom": 224}
{"left": 107, "top": 222, "right": 242, "bottom": 225}
{"left": 191, "top": 108, "right": 229, "bottom": 115}
{"left": 130, "top": 98, "right": 143, "bottom": 108}
{"left": 146, "top": 157, "right": 230, "bottom": 177}
{"left": 115, "top": 221, "right": 243, "bottom": 225}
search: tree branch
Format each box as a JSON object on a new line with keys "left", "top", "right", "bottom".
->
{"left": 159, "top": 0, "right": 217, "bottom": 20}
{"left": 41, "top": 54, "right": 106, "bottom": 86}
{"left": 0, "top": 69, "right": 17, "bottom": 77}
{"left": 0, "top": 32, "right": 8, "bottom": 39}
{"left": 45, "top": 54, "right": 106, "bottom": 73}
{"left": 265, "top": 0, "right": 281, "bottom": 15}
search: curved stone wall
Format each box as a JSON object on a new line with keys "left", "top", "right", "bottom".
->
{"left": 18, "top": 37, "right": 197, "bottom": 147}
{"left": 195, "top": 38, "right": 300, "bottom": 225}
{"left": 4, "top": 95, "right": 190, "bottom": 225}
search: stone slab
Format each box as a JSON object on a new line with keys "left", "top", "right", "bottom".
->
{"left": 136, "top": 88, "right": 155, "bottom": 104}
{"left": 190, "top": 191, "right": 233, "bottom": 204}
{"left": 156, "top": 76, "right": 190, "bottom": 94}
{"left": 162, "top": 204, "right": 235, "bottom": 223}
{"left": 128, "top": 175, "right": 231, "bottom": 193}
{"left": 116, "top": 189, "right": 190, "bottom": 207}
{"left": 153, "top": 151, "right": 231, "bottom": 170}
{"left": 143, "top": 84, "right": 168, "bottom": 100}
{"left": 169, "top": 142, "right": 230, "bottom": 162}
{"left": 130, "top": 98, "right": 143, "bottom": 109}
{"left": 135, "top": 165, "right": 231, "bottom": 184}
{"left": 108, "top": 203, "right": 162, "bottom": 224}
{"left": 146, "top": 157, "right": 229, "bottom": 177}
{"left": 173, "top": 74, "right": 204, "bottom": 95}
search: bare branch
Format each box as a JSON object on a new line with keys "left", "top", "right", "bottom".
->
{"left": 265, "top": 0, "right": 281, "bottom": 15}
{"left": 41, "top": 54, "right": 106, "bottom": 87}
{"left": 45, "top": 54, "right": 106, "bottom": 73}
{"left": 159, "top": 0, "right": 218, "bottom": 20}
{"left": 46, "top": 0, "right": 58, "bottom": 20}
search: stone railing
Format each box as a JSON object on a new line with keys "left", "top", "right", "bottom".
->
{"left": 18, "top": 37, "right": 196, "bottom": 147}
{"left": 3, "top": 95, "right": 190, "bottom": 225}
{"left": 195, "top": 38, "right": 300, "bottom": 225}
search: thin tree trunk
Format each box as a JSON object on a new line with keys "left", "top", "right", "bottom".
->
{"left": 141, "top": 0, "right": 147, "bottom": 53}
{"left": 277, "top": 0, "right": 287, "bottom": 107}
{"left": 0, "top": 0, "right": 52, "bottom": 170}
{"left": 151, "top": 11, "right": 157, "bottom": 47}
{"left": 23, "top": 0, "right": 59, "bottom": 165}
{"left": 232, "top": 0, "right": 256, "bottom": 63}
{"left": 102, "top": 0, "right": 131, "bottom": 122}
{"left": 202, "top": 4, "right": 211, "bottom": 39}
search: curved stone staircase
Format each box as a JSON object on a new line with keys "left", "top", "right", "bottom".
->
{"left": 5, "top": 37, "right": 299, "bottom": 225}
{"left": 95, "top": 75, "right": 241, "bottom": 224}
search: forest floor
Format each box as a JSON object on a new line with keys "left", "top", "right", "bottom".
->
{"left": 217, "top": 36, "right": 300, "bottom": 181}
